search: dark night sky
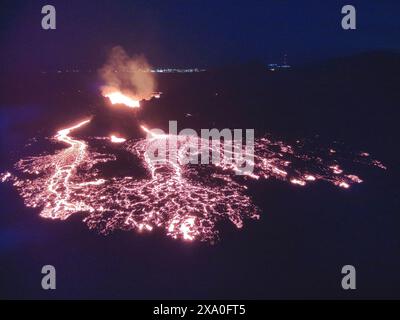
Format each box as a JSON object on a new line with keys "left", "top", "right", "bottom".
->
{"left": 0, "top": 0, "right": 399, "bottom": 69}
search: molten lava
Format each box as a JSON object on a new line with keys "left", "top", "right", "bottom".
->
{"left": 110, "top": 135, "right": 127, "bottom": 143}
{"left": 0, "top": 118, "right": 386, "bottom": 242}
{"left": 104, "top": 91, "right": 140, "bottom": 108}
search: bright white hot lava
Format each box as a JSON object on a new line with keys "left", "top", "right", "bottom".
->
{"left": 1, "top": 120, "right": 386, "bottom": 242}
{"left": 104, "top": 92, "right": 140, "bottom": 108}
{"left": 110, "top": 134, "right": 127, "bottom": 143}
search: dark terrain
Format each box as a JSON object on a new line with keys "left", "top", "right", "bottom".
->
{"left": 0, "top": 51, "right": 399, "bottom": 299}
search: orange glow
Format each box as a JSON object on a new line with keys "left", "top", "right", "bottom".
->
{"left": 104, "top": 92, "right": 140, "bottom": 108}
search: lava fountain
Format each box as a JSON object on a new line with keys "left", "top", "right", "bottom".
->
{"left": 104, "top": 91, "right": 140, "bottom": 108}
{"left": 99, "top": 46, "right": 156, "bottom": 109}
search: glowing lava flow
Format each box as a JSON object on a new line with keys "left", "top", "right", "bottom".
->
{"left": 1, "top": 121, "right": 386, "bottom": 242}
{"left": 3, "top": 119, "right": 106, "bottom": 219}
{"left": 104, "top": 91, "right": 140, "bottom": 108}
{"left": 110, "top": 135, "right": 127, "bottom": 143}
{"left": 45, "top": 119, "right": 93, "bottom": 217}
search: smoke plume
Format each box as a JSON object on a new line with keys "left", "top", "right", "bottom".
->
{"left": 99, "top": 46, "right": 156, "bottom": 102}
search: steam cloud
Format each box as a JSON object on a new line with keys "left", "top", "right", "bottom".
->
{"left": 99, "top": 46, "right": 156, "bottom": 101}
